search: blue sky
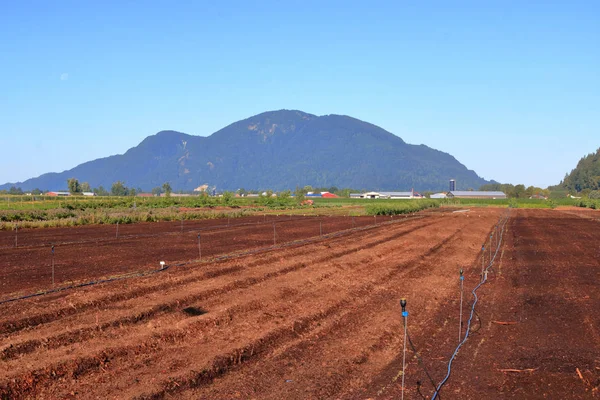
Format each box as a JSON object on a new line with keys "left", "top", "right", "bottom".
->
{"left": 1, "top": 1, "right": 598, "bottom": 188}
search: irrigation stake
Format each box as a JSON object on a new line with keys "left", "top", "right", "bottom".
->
{"left": 197, "top": 233, "right": 201, "bottom": 260}
{"left": 51, "top": 245, "right": 55, "bottom": 286}
{"left": 481, "top": 245, "right": 485, "bottom": 279}
{"left": 400, "top": 298, "right": 408, "bottom": 400}
{"left": 14, "top": 224, "right": 18, "bottom": 248}
{"left": 181, "top": 216, "right": 184, "bottom": 233}
{"left": 459, "top": 269, "right": 464, "bottom": 343}
{"left": 273, "top": 223, "right": 276, "bottom": 245}
{"left": 320, "top": 221, "right": 323, "bottom": 237}
{"left": 490, "top": 234, "right": 493, "bottom": 259}
{"left": 116, "top": 222, "right": 119, "bottom": 239}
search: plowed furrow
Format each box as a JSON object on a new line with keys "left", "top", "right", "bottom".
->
{"left": 0, "top": 217, "right": 434, "bottom": 337}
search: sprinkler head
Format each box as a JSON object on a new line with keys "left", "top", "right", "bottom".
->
{"left": 400, "top": 298, "right": 407, "bottom": 311}
{"left": 460, "top": 269, "right": 463, "bottom": 276}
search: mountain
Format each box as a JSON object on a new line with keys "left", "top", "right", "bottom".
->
{"left": 556, "top": 148, "right": 600, "bottom": 192}
{"left": 1, "top": 110, "right": 492, "bottom": 192}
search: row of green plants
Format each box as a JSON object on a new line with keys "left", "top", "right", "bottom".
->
{"left": 0, "top": 208, "right": 251, "bottom": 230}
{"left": 365, "top": 199, "right": 441, "bottom": 215}
{"left": 0, "top": 193, "right": 299, "bottom": 211}
{"left": 575, "top": 198, "right": 599, "bottom": 210}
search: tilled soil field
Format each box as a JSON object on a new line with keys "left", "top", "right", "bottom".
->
{"left": 0, "top": 214, "right": 401, "bottom": 297}
{"left": 0, "top": 207, "right": 504, "bottom": 399}
{"left": 410, "top": 208, "right": 599, "bottom": 400}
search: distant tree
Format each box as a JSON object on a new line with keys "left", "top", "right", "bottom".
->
{"left": 80, "top": 182, "right": 91, "bottom": 192}
{"left": 237, "top": 188, "right": 247, "bottom": 196}
{"left": 295, "top": 186, "right": 305, "bottom": 204}
{"left": 9, "top": 186, "right": 23, "bottom": 195}
{"left": 67, "top": 178, "right": 81, "bottom": 194}
{"left": 136, "top": 187, "right": 143, "bottom": 195}
{"left": 94, "top": 186, "right": 110, "bottom": 196}
{"left": 151, "top": 187, "right": 163, "bottom": 196}
{"left": 162, "top": 182, "right": 172, "bottom": 197}
{"left": 222, "top": 191, "right": 234, "bottom": 204}
{"left": 303, "top": 185, "right": 313, "bottom": 193}
{"left": 513, "top": 184, "right": 526, "bottom": 198}
{"left": 111, "top": 181, "right": 129, "bottom": 196}
{"left": 266, "top": 189, "right": 274, "bottom": 198}
{"left": 328, "top": 186, "right": 339, "bottom": 194}
{"left": 279, "top": 190, "right": 291, "bottom": 200}
{"left": 129, "top": 188, "right": 137, "bottom": 197}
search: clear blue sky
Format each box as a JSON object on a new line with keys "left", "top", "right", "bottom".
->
{"left": 1, "top": 1, "right": 598, "bottom": 188}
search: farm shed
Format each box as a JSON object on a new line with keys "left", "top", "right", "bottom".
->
{"left": 430, "top": 193, "right": 448, "bottom": 199}
{"left": 321, "top": 192, "right": 339, "bottom": 198}
{"left": 45, "top": 191, "right": 71, "bottom": 197}
{"left": 447, "top": 191, "right": 507, "bottom": 199}
{"left": 353, "top": 191, "right": 423, "bottom": 199}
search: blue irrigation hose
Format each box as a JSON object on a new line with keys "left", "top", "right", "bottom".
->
{"left": 431, "top": 210, "right": 510, "bottom": 400}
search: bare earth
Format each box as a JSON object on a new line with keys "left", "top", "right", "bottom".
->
{"left": 1, "top": 208, "right": 599, "bottom": 399}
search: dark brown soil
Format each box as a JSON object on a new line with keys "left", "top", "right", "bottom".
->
{"left": 0, "top": 214, "right": 401, "bottom": 297}
{"left": 374, "top": 208, "right": 600, "bottom": 399}
{"left": 0, "top": 208, "right": 502, "bottom": 399}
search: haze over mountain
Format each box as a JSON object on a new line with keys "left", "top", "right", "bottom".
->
{"left": 1, "top": 110, "right": 492, "bottom": 192}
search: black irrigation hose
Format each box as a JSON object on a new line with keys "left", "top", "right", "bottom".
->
{"left": 0, "top": 215, "right": 427, "bottom": 305}
{"left": 0, "top": 264, "right": 169, "bottom": 306}
{"left": 407, "top": 331, "right": 441, "bottom": 399}
{"left": 431, "top": 209, "right": 511, "bottom": 399}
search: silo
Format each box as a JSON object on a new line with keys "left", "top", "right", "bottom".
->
{"left": 449, "top": 179, "right": 456, "bottom": 191}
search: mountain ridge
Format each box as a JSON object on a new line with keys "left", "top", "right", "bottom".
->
{"left": 1, "top": 109, "right": 492, "bottom": 192}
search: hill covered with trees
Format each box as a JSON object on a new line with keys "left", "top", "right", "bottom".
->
{"left": 0, "top": 110, "right": 492, "bottom": 192}
{"left": 555, "top": 148, "right": 600, "bottom": 197}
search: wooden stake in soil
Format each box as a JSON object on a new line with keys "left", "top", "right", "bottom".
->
{"left": 481, "top": 245, "right": 485, "bottom": 278}
{"left": 116, "top": 222, "right": 119, "bottom": 239}
{"left": 51, "top": 245, "right": 55, "bottom": 286}
{"left": 197, "top": 233, "right": 201, "bottom": 260}
{"left": 14, "top": 224, "right": 18, "bottom": 248}
{"left": 273, "top": 223, "right": 276, "bottom": 245}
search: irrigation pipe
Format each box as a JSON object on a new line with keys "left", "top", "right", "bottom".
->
{"left": 430, "top": 210, "right": 511, "bottom": 400}
{"left": 0, "top": 214, "right": 427, "bottom": 305}
{"left": 0, "top": 262, "right": 169, "bottom": 306}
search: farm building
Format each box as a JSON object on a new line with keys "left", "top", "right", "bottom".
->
{"left": 321, "top": 192, "right": 339, "bottom": 198}
{"left": 447, "top": 191, "right": 506, "bottom": 199}
{"left": 350, "top": 191, "right": 423, "bottom": 199}
{"left": 45, "top": 191, "right": 71, "bottom": 197}
{"left": 430, "top": 193, "right": 448, "bottom": 199}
